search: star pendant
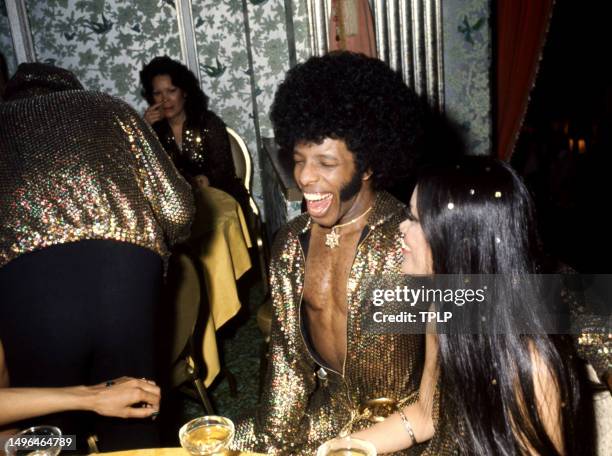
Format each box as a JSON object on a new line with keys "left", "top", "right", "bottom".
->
{"left": 325, "top": 228, "right": 340, "bottom": 248}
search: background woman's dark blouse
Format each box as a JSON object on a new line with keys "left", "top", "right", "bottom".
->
{"left": 152, "top": 110, "right": 249, "bottom": 207}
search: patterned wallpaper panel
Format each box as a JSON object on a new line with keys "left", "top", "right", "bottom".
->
{"left": 191, "top": 0, "right": 261, "bottom": 209}
{"left": 0, "top": 0, "right": 17, "bottom": 77}
{"left": 247, "top": 0, "right": 291, "bottom": 138}
{"left": 10, "top": 0, "right": 303, "bottom": 217}
{"left": 292, "top": 0, "right": 310, "bottom": 63}
{"left": 191, "top": 0, "right": 303, "bottom": 214}
{"left": 25, "top": 0, "right": 181, "bottom": 110}
{"left": 5, "top": 0, "right": 492, "bottom": 216}
{"left": 443, "top": 0, "right": 492, "bottom": 155}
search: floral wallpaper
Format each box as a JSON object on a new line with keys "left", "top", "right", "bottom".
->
{"left": 0, "top": 0, "right": 17, "bottom": 77}
{"left": 191, "top": 0, "right": 263, "bottom": 212}
{"left": 443, "top": 0, "right": 492, "bottom": 155}
{"left": 191, "top": 0, "right": 308, "bottom": 215}
{"left": 4, "top": 0, "right": 492, "bottom": 219}
{"left": 15, "top": 0, "right": 307, "bottom": 215}
{"left": 291, "top": 0, "right": 311, "bottom": 63}
{"left": 25, "top": 0, "right": 181, "bottom": 110}
{"left": 191, "top": 0, "right": 254, "bottom": 139}
{"left": 247, "top": 0, "right": 291, "bottom": 138}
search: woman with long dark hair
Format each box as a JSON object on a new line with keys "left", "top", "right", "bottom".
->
{"left": 345, "top": 156, "right": 592, "bottom": 455}
{"left": 140, "top": 56, "right": 248, "bottom": 206}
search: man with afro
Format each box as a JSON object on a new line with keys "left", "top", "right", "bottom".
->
{"left": 232, "top": 52, "right": 438, "bottom": 455}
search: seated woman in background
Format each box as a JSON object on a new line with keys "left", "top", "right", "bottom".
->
{"left": 347, "top": 157, "right": 593, "bottom": 455}
{"left": 140, "top": 56, "right": 248, "bottom": 208}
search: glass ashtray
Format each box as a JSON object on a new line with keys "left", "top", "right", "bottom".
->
{"left": 317, "top": 436, "right": 377, "bottom": 456}
{"left": 179, "top": 415, "right": 235, "bottom": 455}
{"left": 4, "top": 425, "right": 63, "bottom": 456}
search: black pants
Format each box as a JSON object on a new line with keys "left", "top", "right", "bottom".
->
{"left": 0, "top": 240, "right": 163, "bottom": 452}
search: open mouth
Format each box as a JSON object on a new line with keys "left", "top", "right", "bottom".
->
{"left": 303, "top": 192, "right": 333, "bottom": 218}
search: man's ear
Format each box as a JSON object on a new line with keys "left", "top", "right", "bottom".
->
{"left": 362, "top": 169, "right": 373, "bottom": 181}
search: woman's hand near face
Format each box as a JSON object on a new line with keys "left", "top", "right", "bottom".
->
{"left": 144, "top": 102, "right": 163, "bottom": 125}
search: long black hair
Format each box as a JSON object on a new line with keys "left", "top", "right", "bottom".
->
{"left": 416, "top": 157, "right": 584, "bottom": 455}
{"left": 139, "top": 56, "right": 208, "bottom": 122}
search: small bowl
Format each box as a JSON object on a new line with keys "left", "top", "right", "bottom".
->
{"left": 4, "top": 425, "right": 63, "bottom": 456}
{"left": 179, "top": 416, "right": 235, "bottom": 455}
{"left": 316, "top": 436, "right": 377, "bottom": 456}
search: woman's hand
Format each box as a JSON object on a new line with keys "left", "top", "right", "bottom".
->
{"left": 88, "top": 377, "right": 160, "bottom": 418}
{"left": 144, "top": 102, "right": 163, "bottom": 125}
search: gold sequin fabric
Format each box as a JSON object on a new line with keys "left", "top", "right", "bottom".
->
{"left": 0, "top": 75, "right": 194, "bottom": 268}
{"left": 558, "top": 264, "right": 612, "bottom": 379}
{"left": 231, "top": 191, "right": 457, "bottom": 455}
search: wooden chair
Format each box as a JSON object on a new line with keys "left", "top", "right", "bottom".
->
{"left": 226, "top": 127, "right": 270, "bottom": 292}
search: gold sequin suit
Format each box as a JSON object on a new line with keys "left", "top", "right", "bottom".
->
{"left": 0, "top": 67, "right": 194, "bottom": 268}
{"left": 232, "top": 191, "right": 455, "bottom": 455}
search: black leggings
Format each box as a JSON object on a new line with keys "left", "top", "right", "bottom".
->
{"left": 0, "top": 240, "right": 163, "bottom": 452}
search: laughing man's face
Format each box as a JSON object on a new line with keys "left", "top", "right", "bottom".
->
{"left": 293, "top": 138, "right": 370, "bottom": 228}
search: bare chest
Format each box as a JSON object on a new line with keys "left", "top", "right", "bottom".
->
{"left": 302, "top": 228, "right": 361, "bottom": 372}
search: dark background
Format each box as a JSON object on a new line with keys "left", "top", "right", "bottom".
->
{"left": 511, "top": 0, "right": 612, "bottom": 273}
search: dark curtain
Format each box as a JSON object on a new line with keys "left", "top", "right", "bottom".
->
{"left": 496, "top": 0, "right": 554, "bottom": 160}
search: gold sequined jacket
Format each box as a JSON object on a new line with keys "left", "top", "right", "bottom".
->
{"left": 0, "top": 65, "right": 194, "bottom": 268}
{"left": 232, "top": 191, "right": 455, "bottom": 455}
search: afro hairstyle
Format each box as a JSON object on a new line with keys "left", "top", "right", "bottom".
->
{"left": 270, "top": 51, "right": 424, "bottom": 190}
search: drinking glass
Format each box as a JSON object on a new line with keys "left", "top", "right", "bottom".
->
{"left": 179, "top": 416, "right": 234, "bottom": 455}
{"left": 316, "top": 436, "right": 377, "bottom": 456}
{"left": 4, "top": 425, "right": 63, "bottom": 456}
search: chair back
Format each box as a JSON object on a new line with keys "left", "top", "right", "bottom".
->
{"left": 225, "top": 126, "right": 268, "bottom": 290}
{"left": 226, "top": 127, "right": 252, "bottom": 192}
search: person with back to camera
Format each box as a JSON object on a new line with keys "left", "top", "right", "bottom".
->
{"left": 0, "top": 63, "right": 194, "bottom": 452}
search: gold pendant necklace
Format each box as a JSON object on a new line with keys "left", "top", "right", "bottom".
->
{"left": 324, "top": 206, "right": 373, "bottom": 249}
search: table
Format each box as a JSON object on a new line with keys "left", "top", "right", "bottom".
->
{"left": 170, "top": 186, "right": 252, "bottom": 387}
{"left": 95, "top": 448, "right": 264, "bottom": 455}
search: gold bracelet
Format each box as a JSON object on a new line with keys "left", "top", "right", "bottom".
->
{"left": 398, "top": 409, "right": 417, "bottom": 446}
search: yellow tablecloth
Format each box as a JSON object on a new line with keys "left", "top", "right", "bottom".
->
{"left": 95, "top": 448, "right": 264, "bottom": 455}
{"left": 170, "top": 186, "right": 252, "bottom": 387}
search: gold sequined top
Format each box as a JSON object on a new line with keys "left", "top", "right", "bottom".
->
{"left": 559, "top": 263, "right": 612, "bottom": 380}
{"left": 0, "top": 65, "right": 194, "bottom": 268}
{"left": 231, "top": 191, "right": 456, "bottom": 455}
